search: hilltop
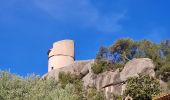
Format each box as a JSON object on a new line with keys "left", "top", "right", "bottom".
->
{"left": 1, "top": 38, "right": 170, "bottom": 100}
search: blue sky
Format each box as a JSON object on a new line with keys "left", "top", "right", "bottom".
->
{"left": 0, "top": 0, "right": 170, "bottom": 76}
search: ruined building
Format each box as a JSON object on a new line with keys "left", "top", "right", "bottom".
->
{"left": 48, "top": 40, "right": 75, "bottom": 72}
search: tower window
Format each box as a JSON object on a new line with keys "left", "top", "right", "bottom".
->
{"left": 51, "top": 67, "right": 54, "bottom": 70}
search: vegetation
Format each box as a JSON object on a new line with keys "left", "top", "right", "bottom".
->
{"left": 58, "top": 71, "right": 82, "bottom": 90}
{"left": 110, "top": 94, "right": 122, "bottom": 100}
{"left": 0, "top": 71, "right": 106, "bottom": 100}
{"left": 86, "top": 87, "right": 105, "bottom": 100}
{"left": 0, "top": 71, "right": 83, "bottom": 100}
{"left": 92, "top": 60, "right": 124, "bottom": 74}
{"left": 92, "top": 38, "right": 170, "bottom": 82}
{"left": 124, "top": 74, "right": 161, "bottom": 100}
{"left": 58, "top": 72, "right": 105, "bottom": 100}
{"left": 91, "top": 38, "right": 170, "bottom": 99}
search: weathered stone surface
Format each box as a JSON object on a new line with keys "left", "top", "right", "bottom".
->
{"left": 96, "top": 70, "right": 122, "bottom": 96}
{"left": 120, "top": 58, "right": 155, "bottom": 81}
{"left": 42, "top": 60, "right": 94, "bottom": 80}
{"left": 43, "top": 58, "right": 157, "bottom": 99}
{"left": 83, "top": 69, "right": 123, "bottom": 99}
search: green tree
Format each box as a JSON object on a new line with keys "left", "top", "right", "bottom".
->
{"left": 110, "top": 38, "right": 134, "bottom": 61}
{"left": 96, "top": 46, "right": 109, "bottom": 60}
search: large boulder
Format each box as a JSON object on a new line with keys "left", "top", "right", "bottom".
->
{"left": 120, "top": 58, "right": 155, "bottom": 81}
{"left": 42, "top": 60, "right": 94, "bottom": 80}
{"left": 83, "top": 69, "right": 122, "bottom": 99}
{"left": 95, "top": 70, "right": 122, "bottom": 96}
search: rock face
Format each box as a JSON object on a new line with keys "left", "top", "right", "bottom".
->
{"left": 42, "top": 58, "right": 156, "bottom": 98}
{"left": 120, "top": 58, "right": 155, "bottom": 95}
{"left": 42, "top": 60, "right": 94, "bottom": 80}
{"left": 120, "top": 58, "right": 155, "bottom": 81}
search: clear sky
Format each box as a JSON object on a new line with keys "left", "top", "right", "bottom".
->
{"left": 0, "top": 0, "right": 170, "bottom": 76}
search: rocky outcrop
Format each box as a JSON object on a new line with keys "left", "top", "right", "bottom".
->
{"left": 120, "top": 58, "right": 155, "bottom": 95}
{"left": 42, "top": 58, "right": 156, "bottom": 98}
{"left": 42, "top": 60, "right": 94, "bottom": 80}
{"left": 120, "top": 58, "right": 155, "bottom": 81}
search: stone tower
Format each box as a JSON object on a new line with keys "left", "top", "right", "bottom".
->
{"left": 48, "top": 40, "right": 75, "bottom": 72}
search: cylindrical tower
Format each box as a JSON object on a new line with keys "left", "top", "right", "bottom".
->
{"left": 48, "top": 40, "right": 74, "bottom": 72}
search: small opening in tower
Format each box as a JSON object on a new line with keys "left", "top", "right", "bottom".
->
{"left": 51, "top": 67, "right": 54, "bottom": 70}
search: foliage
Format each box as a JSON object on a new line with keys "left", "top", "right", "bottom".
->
{"left": 110, "top": 38, "right": 134, "bottom": 56}
{"left": 58, "top": 71, "right": 84, "bottom": 99}
{"left": 111, "top": 94, "right": 122, "bottom": 100}
{"left": 91, "top": 60, "right": 109, "bottom": 74}
{"left": 59, "top": 72, "right": 82, "bottom": 87}
{"left": 124, "top": 74, "right": 161, "bottom": 100}
{"left": 0, "top": 71, "right": 83, "bottom": 100}
{"left": 91, "top": 60, "right": 124, "bottom": 74}
{"left": 160, "top": 63, "right": 170, "bottom": 73}
{"left": 86, "top": 87, "right": 105, "bottom": 100}
{"left": 96, "top": 46, "right": 109, "bottom": 60}
{"left": 0, "top": 71, "right": 108, "bottom": 100}
{"left": 93, "top": 38, "right": 170, "bottom": 82}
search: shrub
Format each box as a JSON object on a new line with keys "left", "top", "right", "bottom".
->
{"left": 0, "top": 71, "right": 109, "bottom": 100}
{"left": 58, "top": 71, "right": 83, "bottom": 98}
{"left": 58, "top": 71, "right": 82, "bottom": 87}
{"left": 91, "top": 60, "right": 108, "bottom": 74}
{"left": 159, "top": 63, "right": 170, "bottom": 81}
{"left": 49, "top": 84, "right": 82, "bottom": 100}
{"left": 124, "top": 74, "right": 161, "bottom": 100}
{"left": 0, "top": 71, "right": 83, "bottom": 100}
{"left": 91, "top": 59, "right": 125, "bottom": 74}
{"left": 111, "top": 94, "right": 122, "bottom": 100}
{"left": 86, "top": 87, "right": 105, "bottom": 100}
{"left": 160, "top": 63, "right": 170, "bottom": 73}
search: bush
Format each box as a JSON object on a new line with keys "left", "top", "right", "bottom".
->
{"left": 0, "top": 71, "right": 83, "bottom": 100}
{"left": 58, "top": 71, "right": 83, "bottom": 98}
{"left": 160, "top": 63, "right": 170, "bottom": 73}
{"left": 91, "top": 60, "right": 124, "bottom": 74}
{"left": 111, "top": 94, "right": 122, "bottom": 100}
{"left": 159, "top": 63, "right": 170, "bottom": 81}
{"left": 91, "top": 60, "right": 108, "bottom": 74}
{"left": 58, "top": 71, "right": 82, "bottom": 88}
{"left": 124, "top": 74, "right": 161, "bottom": 100}
{"left": 0, "top": 71, "right": 110, "bottom": 100}
{"left": 86, "top": 87, "right": 105, "bottom": 100}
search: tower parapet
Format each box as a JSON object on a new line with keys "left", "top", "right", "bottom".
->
{"left": 48, "top": 40, "right": 74, "bottom": 72}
